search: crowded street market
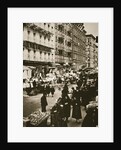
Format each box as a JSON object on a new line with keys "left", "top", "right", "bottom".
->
{"left": 23, "top": 65, "right": 98, "bottom": 127}
{"left": 23, "top": 23, "right": 98, "bottom": 127}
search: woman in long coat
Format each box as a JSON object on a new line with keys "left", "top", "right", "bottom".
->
{"left": 81, "top": 87, "right": 90, "bottom": 107}
{"left": 61, "top": 93, "right": 71, "bottom": 122}
{"left": 46, "top": 84, "right": 50, "bottom": 96}
{"left": 40, "top": 93, "right": 48, "bottom": 112}
{"left": 57, "top": 103, "right": 67, "bottom": 127}
{"left": 72, "top": 87, "right": 82, "bottom": 122}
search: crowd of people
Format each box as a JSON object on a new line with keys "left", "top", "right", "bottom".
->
{"left": 23, "top": 67, "right": 80, "bottom": 96}
{"left": 50, "top": 80, "right": 98, "bottom": 127}
{"left": 24, "top": 66, "right": 98, "bottom": 127}
{"left": 39, "top": 68, "right": 98, "bottom": 127}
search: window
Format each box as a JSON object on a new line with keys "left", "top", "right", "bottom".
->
{"left": 33, "top": 32, "right": 36, "bottom": 36}
{"left": 28, "top": 50, "right": 30, "bottom": 59}
{"left": 58, "top": 25, "right": 64, "bottom": 32}
{"left": 40, "top": 52, "right": 42, "bottom": 59}
{"left": 48, "top": 24, "right": 50, "bottom": 28}
{"left": 55, "top": 36, "right": 58, "bottom": 42}
{"left": 40, "top": 34, "right": 42, "bottom": 38}
{"left": 67, "top": 31, "right": 71, "bottom": 36}
{"left": 73, "top": 54, "right": 76, "bottom": 59}
{"left": 58, "top": 37, "right": 64, "bottom": 44}
{"left": 55, "top": 24, "right": 58, "bottom": 29}
{"left": 48, "top": 53, "right": 50, "bottom": 60}
{"left": 44, "top": 23, "right": 46, "bottom": 25}
{"left": 67, "top": 41, "right": 71, "bottom": 47}
{"left": 52, "top": 54, "right": 53, "bottom": 60}
{"left": 59, "top": 50, "right": 63, "bottom": 55}
{"left": 68, "top": 52, "right": 71, "bottom": 57}
{"left": 28, "top": 30, "right": 30, "bottom": 34}
{"left": 44, "top": 52, "right": 46, "bottom": 59}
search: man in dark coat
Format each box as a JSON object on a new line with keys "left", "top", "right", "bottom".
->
{"left": 50, "top": 85, "right": 55, "bottom": 97}
{"left": 81, "top": 86, "right": 90, "bottom": 107}
{"left": 63, "top": 83, "right": 69, "bottom": 94}
{"left": 40, "top": 92, "right": 48, "bottom": 112}
{"left": 61, "top": 93, "right": 71, "bottom": 122}
{"left": 57, "top": 104, "right": 67, "bottom": 127}
{"left": 72, "top": 87, "right": 82, "bottom": 122}
{"left": 46, "top": 83, "right": 50, "bottom": 96}
{"left": 33, "top": 80, "right": 36, "bottom": 89}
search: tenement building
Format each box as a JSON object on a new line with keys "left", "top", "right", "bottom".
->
{"left": 86, "top": 34, "right": 98, "bottom": 68}
{"left": 55, "top": 23, "right": 73, "bottom": 65}
{"left": 72, "top": 23, "right": 87, "bottom": 69}
{"left": 93, "top": 44, "right": 98, "bottom": 68}
{"left": 55, "top": 23, "right": 86, "bottom": 70}
{"left": 23, "top": 23, "right": 55, "bottom": 79}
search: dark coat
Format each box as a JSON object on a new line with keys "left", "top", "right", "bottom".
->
{"left": 41, "top": 95, "right": 48, "bottom": 112}
{"left": 72, "top": 100, "right": 82, "bottom": 119}
{"left": 72, "top": 90, "right": 82, "bottom": 119}
{"left": 89, "top": 86, "right": 96, "bottom": 100}
{"left": 33, "top": 80, "right": 36, "bottom": 88}
{"left": 46, "top": 85, "right": 50, "bottom": 94}
{"left": 57, "top": 104, "right": 68, "bottom": 127}
{"left": 77, "top": 80, "right": 83, "bottom": 88}
{"left": 81, "top": 88, "right": 90, "bottom": 107}
{"left": 82, "top": 108, "right": 98, "bottom": 127}
{"left": 63, "top": 84, "right": 69, "bottom": 94}
{"left": 71, "top": 89, "right": 77, "bottom": 100}
{"left": 50, "top": 87, "right": 55, "bottom": 95}
{"left": 61, "top": 95, "right": 71, "bottom": 118}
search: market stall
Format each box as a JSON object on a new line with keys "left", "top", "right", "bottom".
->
{"left": 23, "top": 109, "right": 50, "bottom": 127}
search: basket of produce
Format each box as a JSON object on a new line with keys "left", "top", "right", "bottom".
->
{"left": 28, "top": 110, "right": 50, "bottom": 126}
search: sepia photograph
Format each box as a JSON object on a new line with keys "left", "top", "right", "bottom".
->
{"left": 8, "top": 7, "right": 113, "bottom": 142}
{"left": 23, "top": 23, "right": 98, "bottom": 127}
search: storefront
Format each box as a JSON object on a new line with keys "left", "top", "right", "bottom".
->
{"left": 23, "top": 66, "right": 32, "bottom": 79}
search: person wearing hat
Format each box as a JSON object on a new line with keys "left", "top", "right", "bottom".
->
{"left": 72, "top": 86, "right": 82, "bottom": 123}
{"left": 82, "top": 104, "right": 98, "bottom": 127}
{"left": 40, "top": 92, "right": 48, "bottom": 112}
{"left": 61, "top": 92, "right": 71, "bottom": 122}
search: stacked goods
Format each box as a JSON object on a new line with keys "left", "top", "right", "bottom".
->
{"left": 28, "top": 110, "right": 49, "bottom": 126}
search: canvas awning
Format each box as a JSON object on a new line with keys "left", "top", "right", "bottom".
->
{"left": 23, "top": 66, "right": 31, "bottom": 70}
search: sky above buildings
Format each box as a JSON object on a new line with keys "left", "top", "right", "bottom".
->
{"left": 84, "top": 23, "right": 98, "bottom": 38}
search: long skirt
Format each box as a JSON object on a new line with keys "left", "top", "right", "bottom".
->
{"left": 63, "top": 103, "right": 71, "bottom": 118}
{"left": 72, "top": 103, "right": 82, "bottom": 119}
